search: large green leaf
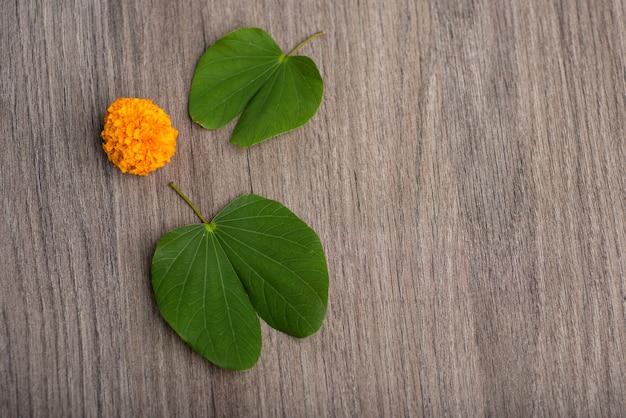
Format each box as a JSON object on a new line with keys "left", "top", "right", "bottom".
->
{"left": 189, "top": 28, "right": 324, "bottom": 147}
{"left": 152, "top": 192, "right": 329, "bottom": 370}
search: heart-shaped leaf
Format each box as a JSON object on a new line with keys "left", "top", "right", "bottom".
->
{"left": 188, "top": 28, "right": 324, "bottom": 147}
{"left": 152, "top": 185, "right": 329, "bottom": 370}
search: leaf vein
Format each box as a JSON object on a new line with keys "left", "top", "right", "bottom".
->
{"left": 216, "top": 230, "right": 325, "bottom": 307}
{"left": 216, "top": 236, "right": 317, "bottom": 330}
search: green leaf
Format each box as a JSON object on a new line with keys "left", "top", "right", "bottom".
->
{"left": 189, "top": 28, "right": 324, "bottom": 147}
{"left": 152, "top": 186, "right": 329, "bottom": 370}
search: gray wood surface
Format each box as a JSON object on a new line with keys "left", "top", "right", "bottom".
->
{"left": 2, "top": 0, "right": 625, "bottom": 416}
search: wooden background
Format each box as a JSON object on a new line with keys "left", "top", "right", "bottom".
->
{"left": 2, "top": 0, "right": 625, "bottom": 416}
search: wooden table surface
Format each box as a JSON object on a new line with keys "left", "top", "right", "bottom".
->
{"left": 2, "top": 0, "right": 625, "bottom": 416}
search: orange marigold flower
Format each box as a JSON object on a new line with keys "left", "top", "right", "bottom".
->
{"left": 101, "top": 98, "right": 178, "bottom": 176}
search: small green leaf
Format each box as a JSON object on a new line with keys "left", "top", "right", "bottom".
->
{"left": 189, "top": 28, "right": 324, "bottom": 147}
{"left": 152, "top": 185, "right": 329, "bottom": 370}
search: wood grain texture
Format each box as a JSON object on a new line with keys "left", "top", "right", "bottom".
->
{"left": 1, "top": 0, "right": 625, "bottom": 416}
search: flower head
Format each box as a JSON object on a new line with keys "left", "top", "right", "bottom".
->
{"left": 101, "top": 98, "right": 178, "bottom": 176}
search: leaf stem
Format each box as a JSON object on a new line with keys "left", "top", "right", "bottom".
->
{"left": 169, "top": 182, "right": 210, "bottom": 224}
{"left": 286, "top": 30, "right": 326, "bottom": 58}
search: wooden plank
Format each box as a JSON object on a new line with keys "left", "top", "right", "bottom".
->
{"left": 1, "top": 0, "right": 624, "bottom": 415}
